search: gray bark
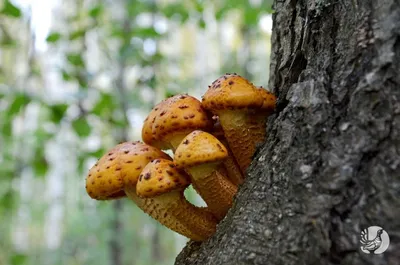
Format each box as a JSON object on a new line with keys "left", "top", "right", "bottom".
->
{"left": 175, "top": 0, "right": 400, "bottom": 264}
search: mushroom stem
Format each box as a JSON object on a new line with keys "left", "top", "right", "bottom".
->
{"left": 216, "top": 109, "right": 266, "bottom": 174}
{"left": 219, "top": 139, "right": 244, "bottom": 185}
{"left": 124, "top": 186, "right": 216, "bottom": 241}
{"left": 211, "top": 120, "right": 244, "bottom": 185}
{"left": 187, "top": 163, "right": 238, "bottom": 221}
{"left": 168, "top": 133, "right": 188, "bottom": 151}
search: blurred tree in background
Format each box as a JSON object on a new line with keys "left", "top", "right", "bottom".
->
{"left": 0, "top": 0, "right": 273, "bottom": 264}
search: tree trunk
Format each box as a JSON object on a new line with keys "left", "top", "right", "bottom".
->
{"left": 175, "top": 0, "right": 400, "bottom": 264}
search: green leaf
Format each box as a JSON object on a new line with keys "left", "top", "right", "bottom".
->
{"left": 2, "top": 122, "right": 11, "bottom": 136}
{"left": 10, "top": 253, "right": 27, "bottom": 265}
{"left": 72, "top": 117, "right": 91, "bottom": 137}
{"left": 1, "top": 0, "right": 22, "bottom": 18}
{"left": 49, "top": 104, "right": 68, "bottom": 123}
{"left": 133, "top": 27, "right": 161, "bottom": 38}
{"left": 0, "top": 190, "right": 15, "bottom": 209}
{"left": 46, "top": 32, "right": 62, "bottom": 43}
{"left": 88, "top": 148, "right": 106, "bottom": 159}
{"left": 198, "top": 18, "right": 206, "bottom": 29}
{"left": 69, "top": 29, "right": 86, "bottom": 41}
{"left": 34, "top": 128, "right": 53, "bottom": 142}
{"left": 66, "top": 53, "right": 85, "bottom": 67}
{"left": 215, "top": 9, "right": 226, "bottom": 20}
{"left": 7, "top": 93, "right": 30, "bottom": 118}
{"left": 92, "top": 93, "right": 115, "bottom": 117}
{"left": 89, "top": 5, "right": 103, "bottom": 18}
{"left": 33, "top": 156, "right": 48, "bottom": 177}
{"left": 61, "top": 69, "right": 73, "bottom": 81}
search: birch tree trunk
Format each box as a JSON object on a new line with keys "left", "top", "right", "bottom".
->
{"left": 175, "top": 0, "right": 400, "bottom": 264}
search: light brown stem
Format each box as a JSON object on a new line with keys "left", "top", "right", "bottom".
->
{"left": 217, "top": 109, "right": 267, "bottom": 174}
{"left": 219, "top": 139, "right": 244, "bottom": 185}
{"left": 188, "top": 164, "right": 238, "bottom": 220}
{"left": 124, "top": 186, "right": 217, "bottom": 241}
{"left": 168, "top": 133, "right": 189, "bottom": 152}
{"left": 211, "top": 123, "right": 244, "bottom": 185}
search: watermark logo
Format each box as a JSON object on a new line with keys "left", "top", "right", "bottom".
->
{"left": 360, "top": 226, "right": 390, "bottom": 254}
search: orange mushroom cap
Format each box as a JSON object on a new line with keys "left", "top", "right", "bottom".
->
{"left": 174, "top": 130, "right": 228, "bottom": 168}
{"left": 142, "top": 99, "right": 170, "bottom": 150}
{"left": 202, "top": 73, "right": 264, "bottom": 110}
{"left": 257, "top": 87, "right": 277, "bottom": 112}
{"left": 85, "top": 141, "right": 170, "bottom": 200}
{"left": 136, "top": 159, "right": 190, "bottom": 198}
{"left": 151, "top": 94, "right": 213, "bottom": 148}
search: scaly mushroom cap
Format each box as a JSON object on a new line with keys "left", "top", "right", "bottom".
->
{"left": 142, "top": 99, "right": 170, "bottom": 150}
{"left": 174, "top": 130, "right": 228, "bottom": 168}
{"left": 202, "top": 73, "right": 264, "bottom": 110}
{"left": 85, "top": 141, "right": 170, "bottom": 200}
{"left": 136, "top": 159, "right": 190, "bottom": 198}
{"left": 152, "top": 94, "right": 213, "bottom": 147}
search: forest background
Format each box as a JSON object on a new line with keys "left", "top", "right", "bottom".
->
{"left": 0, "top": 0, "right": 274, "bottom": 264}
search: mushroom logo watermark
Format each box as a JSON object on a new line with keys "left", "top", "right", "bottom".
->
{"left": 360, "top": 226, "right": 390, "bottom": 254}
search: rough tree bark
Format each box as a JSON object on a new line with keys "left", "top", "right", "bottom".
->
{"left": 175, "top": 0, "right": 400, "bottom": 264}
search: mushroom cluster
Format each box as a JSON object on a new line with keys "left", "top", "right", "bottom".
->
{"left": 85, "top": 73, "right": 276, "bottom": 241}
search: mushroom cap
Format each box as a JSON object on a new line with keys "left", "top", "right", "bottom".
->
{"left": 257, "top": 87, "right": 276, "bottom": 112}
{"left": 85, "top": 141, "right": 170, "bottom": 200}
{"left": 174, "top": 130, "right": 228, "bottom": 168}
{"left": 151, "top": 94, "right": 213, "bottom": 145}
{"left": 136, "top": 159, "right": 190, "bottom": 198}
{"left": 202, "top": 73, "right": 264, "bottom": 110}
{"left": 142, "top": 99, "right": 170, "bottom": 150}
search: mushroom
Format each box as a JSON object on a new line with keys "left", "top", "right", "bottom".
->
{"left": 174, "top": 130, "right": 238, "bottom": 220}
{"left": 202, "top": 73, "right": 276, "bottom": 173}
{"left": 134, "top": 159, "right": 217, "bottom": 240}
{"left": 85, "top": 141, "right": 216, "bottom": 241}
{"left": 85, "top": 141, "right": 169, "bottom": 204}
{"left": 210, "top": 117, "right": 244, "bottom": 185}
{"left": 143, "top": 94, "right": 213, "bottom": 151}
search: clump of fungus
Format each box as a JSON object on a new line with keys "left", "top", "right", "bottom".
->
{"left": 85, "top": 141, "right": 216, "bottom": 241}
{"left": 86, "top": 72, "right": 277, "bottom": 241}
{"left": 202, "top": 73, "right": 276, "bottom": 173}
{"left": 174, "top": 130, "right": 238, "bottom": 220}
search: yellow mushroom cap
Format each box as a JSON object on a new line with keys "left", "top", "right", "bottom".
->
{"left": 85, "top": 141, "right": 170, "bottom": 200}
{"left": 174, "top": 130, "right": 228, "bottom": 168}
{"left": 202, "top": 73, "right": 264, "bottom": 110}
{"left": 257, "top": 87, "right": 276, "bottom": 112}
{"left": 142, "top": 99, "right": 170, "bottom": 150}
{"left": 152, "top": 94, "right": 213, "bottom": 144}
{"left": 136, "top": 159, "right": 190, "bottom": 198}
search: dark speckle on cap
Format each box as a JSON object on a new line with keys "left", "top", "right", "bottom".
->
{"left": 144, "top": 172, "right": 151, "bottom": 180}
